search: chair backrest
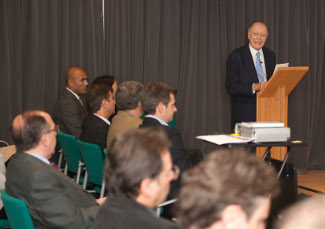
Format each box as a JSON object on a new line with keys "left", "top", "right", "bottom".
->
{"left": 78, "top": 140, "right": 104, "bottom": 186}
{"left": 56, "top": 131, "right": 83, "bottom": 174}
{"left": 1, "top": 190, "right": 34, "bottom": 229}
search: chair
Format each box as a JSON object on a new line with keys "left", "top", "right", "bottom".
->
{"left": 56, "top": 131, "right": 84, "bottom": 184}
{"left": 0, "top": 218, "right": 10, "bottom": 227}
{"left": 78, "top": 140, "right": 106, "bottom": 198}
{"left": 1, "top": 190, "right": 34, "bottom": 229}
{"left": 55, "top": 135, "right": 65, "bottom": 171}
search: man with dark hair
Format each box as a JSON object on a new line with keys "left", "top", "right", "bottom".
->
{"left": 106, "top": 81, "right": 144, "bottom": 148}
{"left": 92, "top": 75, "right": 118, "bottom": 96}
{"left": 6, "top": 110, "right": 106, "bottom": 229}
{"left": 92, "top": 129, "right": 178, "bottom": 229}
{"left": 139, "top": 82, "right": 189, "bottom": 203}
{"left": 226, "top": 22, "right": 276, "bottom": 130}
{"left": 52, "top": 67, "right": 89, "bottom": 138}
{"left": 176, "top": 149, "right": 279, "bottom": 229}
{"left": 80, "top": 84, "right": 115, "bottom": 152}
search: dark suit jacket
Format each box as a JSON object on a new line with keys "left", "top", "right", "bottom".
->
{"left": 80, "top": 114, "right": 109, "bottom": 152}
{"left": 52, "top": 89, "right": 88, "bottom": 139}
{"left": 92, "top": 197, "right": 178, "bottom": 229}
{"left": 5, "top": 153, "right": 99, "bottom": 229}
{"left": 139, "top": 117, "right": 188, "bottom": 198}
{"left": 226, "top": 44, "right": 276, "bottom": 129}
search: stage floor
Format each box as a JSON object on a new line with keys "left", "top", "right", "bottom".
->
{"left": 298, "top": 170, "right": 325, "bottom": 196}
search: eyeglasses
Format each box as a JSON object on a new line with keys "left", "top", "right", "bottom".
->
{"left": 44, "top": 125, "right": 60, "bottom": 134}
{"left": 249, "top": 31, "right": 268, "bottom": 39}
{"left": 171, "top": 165, "right": 180, "bottom": 180}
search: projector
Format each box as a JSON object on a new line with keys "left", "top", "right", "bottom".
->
{"left": 235, "top": 122, "right": 291, "bottom": 143}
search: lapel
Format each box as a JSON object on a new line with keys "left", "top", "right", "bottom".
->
{"left": 65, "top": 89, "right": 88, "bottom": 116}
{"left": 244, "top": 44, "right": 259, "bottom": 81}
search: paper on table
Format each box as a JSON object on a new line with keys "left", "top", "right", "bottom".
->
{"left": 273, "top": 63, "right": 289, "bottom": 75}
{"left": 196, "top": 135, "right": 254, "bottom": 145}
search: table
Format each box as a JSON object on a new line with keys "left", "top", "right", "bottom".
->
{"left": 200, "top": 139, "right": 305, "bottom": 179}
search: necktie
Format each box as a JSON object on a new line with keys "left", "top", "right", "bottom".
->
{"left": 256, "top": 52, "right": 264, "bottom": 82}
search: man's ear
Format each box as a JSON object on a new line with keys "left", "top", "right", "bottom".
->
{"left": 139, "top": 178, "right": 154, "bottom": 198}
{"left": 221, "top": 205, "right": 247, "bottom": 229}
{"left": 40, "top": 133, "right": 49, "bottom": 147}
{"left": 101, "top": 98, "right": 107, "bottom": 108}
{"left": 68, "top": 78, "right": 75, "bottom": 87}
{"left": 136, "top": 178, "right": 155, "bottom": 207}
{"left": 156, "top": 102, "right": 166, "bottom": 114}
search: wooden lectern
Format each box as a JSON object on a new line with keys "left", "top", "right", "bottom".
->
{"left": 256, "top": 67, "right": 309, "bottom": 160}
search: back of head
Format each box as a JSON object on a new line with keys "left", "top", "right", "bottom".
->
{"left": 86, "top": 84, "right": 112, "bottom": 113}
{"left": 141, "top": 82, "right": 177, "bottom": 115}
{"left": 105, "top": 128, "right": 171, "bottom": 199}
{"left": 92, "top": 75, "right": 115, "bottom": 87}
{"left": 11, "top": 110, "right": 50, "bottom": 152}
{"left": 115, "top": 81, "right": 144, "bottom": 111}
{"left": 276, "top": 195, "right": 325, "bottom": 229}
{"left": 176, "top": 148, "right": 278, "bottom": 229}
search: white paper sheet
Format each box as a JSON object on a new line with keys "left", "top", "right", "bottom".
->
{"left": 273, "top": 63, "right": 289, "bottom": 75}
{"left": 196, "top": 134, "right": 254, "bottom": 145}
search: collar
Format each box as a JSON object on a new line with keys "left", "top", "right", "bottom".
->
{"left": 93, "top": 114, "right": 111, "bottom": 125}
{"left": 126, "top": 111, "right": 140, "bottom": 118}
{"left": 28, "top": 153, "right": 51, "bottom": 165}
{"left": 249, "top": 44, "right": 265, "bottom": 61}
{"left": 66, "top": 87, "right": 80, "bottom": 101}
{"left": 145, "top": 115, "right": 169, "bottom": 126}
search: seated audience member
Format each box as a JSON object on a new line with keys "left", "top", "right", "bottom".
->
{"left": 176, "top": 149, "right": 279, "bottom": 229}
{"left": 92, "top": 75, "right": 118, "bottom": 121}
{"left": 80, "top": 84, "right": 115, "bottom": 153}
{"left": 106, "top": 81, "right": 144, "bottom": 149}
{"left": 52, "top": 67, "right": 88, "bottom": 139}
{"left": 275, "top": 195, "right": 325, "bottom": 229}
{"left": 92, "top": 75, "right": 118, "bottom": 96}
{"left": 139, "top": 83, "right": 190, "bottom": 197}
{"left": 92, "top": 129, "right": 178, "bottom": 229}
{"left": 6, "top": 110, "right": 105, "bottom": 229}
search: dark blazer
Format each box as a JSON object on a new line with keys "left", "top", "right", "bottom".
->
{"left": 5, "top": 153, "right": 99, "bottom": 229}
{"left": 226, "top": 44, "right": 276, "bottom": 129}
{"left": 52, "top": 89, "right": 88, "bottom": 139}
{"left": 92, "top": 197, "right": 178, "bottom": 229}
{"left": 139, "top": 117, "right": 188, "bottom": 198}
{"left": 80, "top": 114, "right": 110, "bottom": 152}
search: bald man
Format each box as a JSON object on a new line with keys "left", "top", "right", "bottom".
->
{"left": 6, "top": 110, "right": 105, "bottom": 229}
{"left": 226, "top": 22, "right": 276, "bottom": 130}
{"left": 52, "top": 67, "right": 89, "bottom": 138}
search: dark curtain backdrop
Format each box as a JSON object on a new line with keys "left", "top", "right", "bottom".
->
{"left": 0, "top": 0, "right": 105, "bottom": 143}
{"left": 104, "top": 0, "right": 325, "bottom": 171}
{"left": 1, "top": 0, "right": 324, "bottom": 171}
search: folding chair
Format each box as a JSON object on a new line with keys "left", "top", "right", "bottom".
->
{"left": 1, "top": 190, "right": 34, "bottom": 229}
